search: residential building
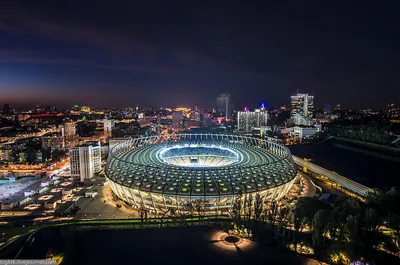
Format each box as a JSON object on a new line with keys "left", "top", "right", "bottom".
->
{"left": 237, "top": 109, "right": 268, "bottom": 131}
{"left": 60, "top": 121, "right": 78, "bottom": 148}
{"left": 290, "top": 93, "right": 314, "bottom": 118}
{"left": 70, "top": 141, "right": 102, "bottom": 182}
{"left": 41, "top": 135, "right": 65, "bottom": 150}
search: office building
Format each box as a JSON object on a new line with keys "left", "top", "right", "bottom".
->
{"left": 290, "top": 93, "right": 314, "bottom": 118}
{"left": 237, "top": 109, "right": 268, "bottom": 131}
{"left": 216, "top": 93, "right": 233, "bottom": 119}
{"left": 104, "top": 119, "right": 115, "bottom": 137}
{"left": 70, "top": 141, "right": 102, "bottom": 182}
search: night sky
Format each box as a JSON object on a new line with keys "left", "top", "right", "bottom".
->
{"left": 1, "top": 1, "right": 400, "bottom": 109}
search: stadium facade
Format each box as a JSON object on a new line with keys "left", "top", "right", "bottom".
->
{"left": 105, "top": 134, "right": 298, "bottom": 213}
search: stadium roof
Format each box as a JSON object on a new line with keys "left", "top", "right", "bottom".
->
{"left": 105, "top": 134, "right": 297, "bottom": 197}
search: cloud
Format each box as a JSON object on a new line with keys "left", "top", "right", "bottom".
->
{"left": 0, "top": 49, "right": 93, "bottom": 65}
{"left": 0, "top": 7, "right": 266, "bottom": 80}
{"left": 0, "top": 10, "right": 152, "bottom": 56}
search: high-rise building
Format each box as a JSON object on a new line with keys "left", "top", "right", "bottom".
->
{"left": 61, "top": 121, "right": 76, "bottom": 138}
{"left": 388, "top": 102, "right": 399, "bottom": 121}
{"left": 2, "top": 104, "right": 11, "bottom": 115}
{"left": 290, "top": 93, "right": 314, "bottom": 118}
{"left": 104, "top": 119, "right": 115, "bottom": 137}
{"left": 216, "top": 93, "right": 233, "bottom": 120}
{"left": 237, "top": 109, "right": 268, "bottom": 131}
{"left": 60, "top": 121, "right": 78, "bottom": 148}
{"left": 70, "top": 142, "right": 102, "bottom": 182}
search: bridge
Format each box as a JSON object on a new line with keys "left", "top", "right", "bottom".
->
{"left": 292, "top": 155, "right": 373, "bottom": 198}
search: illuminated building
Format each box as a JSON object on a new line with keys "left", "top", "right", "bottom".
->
{"left": 70, "top": 141, "right": 102, "bottom": 182}
{"left": 290, "top": 93, "right": 314, "bottom": 118}
{"left": 80, "top": 105, "right": 91, "bottom": 113}
{"left": 237, "top": 109, "right": 268, "bottom": 131}
{"left": 216, "top": 93, "right": 233, "bottom": 119}
{"left": 61, "top": 121, "right": 78, "bottom": 148}
{"left": 388, "top": 102, "right": 399, "bottom": 121}
{"left": 291, "top": 113, "right": 313, "bottom": 126}
{"left": 288, "top": 126, "right": 318, "bottom": 140}
{"left": 61, "top": 121, "right": 76, "bottom": 138}
{"left": 105, "top": 134, "right": 297, "bottom": 214}
{"left": 41, "top": 135, "right": 65, "bottom": 150}
{"left": 104, "top": 119, "right": 115, "bottom": 137}
{"left": 193, "top": 106, "right": 200, "bottom": 121}
{"left": 16, "top": 114, "right": 31, "bottom": 121}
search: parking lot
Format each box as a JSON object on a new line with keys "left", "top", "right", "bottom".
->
{"left": 74, "top": 181, "right": 139, "bottom": 219}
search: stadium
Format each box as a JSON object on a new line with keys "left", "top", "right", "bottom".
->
{"left": 105, "top": 134, "right": 298, "bottom": 214}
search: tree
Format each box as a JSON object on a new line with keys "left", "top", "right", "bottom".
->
{"left": 295, "top": 197, "right": 330, "bottom": 231}
{"left": 193, "top": 199, "right": 205, "bottom": 222}
{"left": 266, "top": 200, "right": 279, "bottom": 243}
{"left": 364, "top": 208, "right": 381, "bottom": 232}
{"left": 345, "top": 214, "right": 364, "bottom": 262}
{"left": 312, "top": 209, "right": 330, "bottom": 257}
{"left": 254, "top": 193, "right": 263, "bottom": 221}
{"left": 327, "top": 197, "right": 361, "bottom": 243}
{"left": 365, "top": 189, "right": 383, "bottom": 208}
{"left": 245, "top": 194, "right": 253, "bottom": 226}
{"left": 278, "top": 205, "right": 290, "bottom": 245}
{"left": 293, "top": 201, "right": 307, "bottom": 252}
{"left": 230, "top": 196, "right": 242, "bottom": 226}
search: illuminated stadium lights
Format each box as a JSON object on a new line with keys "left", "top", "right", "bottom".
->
{"left": 157, "top": 144, "right": 242, "bottom": 167}
{"left": 105, "top": 134, "right": 298, "bottom": 213}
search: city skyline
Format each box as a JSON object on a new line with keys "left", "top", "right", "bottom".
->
{"left": 1, "top": 2, "right": 400, "bottom": 109}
